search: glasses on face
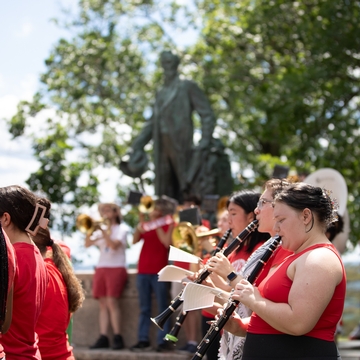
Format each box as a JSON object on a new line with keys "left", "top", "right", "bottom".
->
{"left": 257, "top": 198, "right": 273, "bottom": 210}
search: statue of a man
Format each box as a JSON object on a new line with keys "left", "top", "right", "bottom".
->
{"left": 120, "top": 51, "right": 219, "bottom": 202}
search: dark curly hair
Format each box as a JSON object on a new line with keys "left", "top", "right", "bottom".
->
{"left": 274, "top": 182, "right": 337, "bottom": 232}
{"left": 0, "top": 185, "right": 51, "bottom": 234}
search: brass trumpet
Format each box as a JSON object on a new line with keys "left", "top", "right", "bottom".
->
{"left": 138, "top": 195, "right": 155, "bottom": 214}
{"left": 76, "top": 214, "right": 110, "bottom": 235}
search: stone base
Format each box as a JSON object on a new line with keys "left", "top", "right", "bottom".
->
{"left": 73, "top": 347, "right": 192, "bottom": 360}
{"left": 73, "top": 270, "right": 189, "bottom": 349}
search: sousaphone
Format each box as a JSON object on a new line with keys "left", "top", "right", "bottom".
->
{"left": 304, "top": 168, "right": 349, "bottom": 253}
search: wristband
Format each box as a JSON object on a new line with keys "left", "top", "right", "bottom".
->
{"left": 226, "top": 271, "right": 237, "bottom": 286}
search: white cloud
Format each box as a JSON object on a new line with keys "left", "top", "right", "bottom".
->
{"left": 0, "top": 118, "right": 38, "bottom": 188}
{"left": 0, "top": 93, "right": 43, "bottom": 188}
{"left": 16, "top": 21, "right": 34, "bottom": 38}
{"left": 0, "top": 73, "right": 38, "bottom": 116}
{"left": 0, "top": 74, "right": 4, "bottom": 90}
{"left": 0, "top": 95, "right": 20, "bottom": 119}
{"left": 20, "top": 73, "right": 38, "bottom": 100}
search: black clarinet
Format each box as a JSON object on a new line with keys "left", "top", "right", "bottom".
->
{"left": 191, "top": 235, "right": 281, "bottom": 360}
{"left": 151, "top": 220, "right": 258, "bottom": 331}
{"left": 164, "top": 228, "right": 233, "bottom": 343}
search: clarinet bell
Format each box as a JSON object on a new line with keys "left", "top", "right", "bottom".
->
{"left": 151, "top": 307, "right": 174, "bottom": 331}
{"left": 151, "top": 296, "right": 183, "bottom": 330}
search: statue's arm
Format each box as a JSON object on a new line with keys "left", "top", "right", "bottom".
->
{"left": 188, "top": 81, "right": 216, "bottom": 147}
{"left": 131, "top": 116, "right": 153, "bottom": 150}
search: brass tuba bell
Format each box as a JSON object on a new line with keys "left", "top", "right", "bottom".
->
{"left": 172, "top": 222, "right": 199, "bottom": 254}
{"left": 217, "top": 196, "right": 229, "bottom": 215}
{"left": 171, "top": 223, "right": 220, "bottom": 255}
{"left": 76, "top": 214, "right": 110, "bottom": 235}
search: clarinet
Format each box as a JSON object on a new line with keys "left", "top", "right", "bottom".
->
{"left": 151, "top": 220, "right": 258, "bottom": 331}
{"left": 191, "top": 235, "right": 281, "bottom": 360}
{"left": 164, "top": 228, "right": 233, "bottom": 343}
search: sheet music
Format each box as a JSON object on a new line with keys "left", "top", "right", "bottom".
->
{"left": 157, "top": 265, "right": 194, "bottom": 282}
{"left": 168, "top": 245, "right": 201, "bottom": 264}
{"left": 181, "top": 282, "right": 230, "bottom": 312}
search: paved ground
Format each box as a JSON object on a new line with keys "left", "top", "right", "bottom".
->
{"left": 338, "top": 340, "right": 360, "bottom": 360}
{"left": 73, "top": 347, "right": 192, "bottom": 360}
{"left": 73, "top": 340, "right": 360, "bottom": 360}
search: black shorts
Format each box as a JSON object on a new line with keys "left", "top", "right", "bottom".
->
{"left": 242, "top": 333, "right": 341, "bottom": 360}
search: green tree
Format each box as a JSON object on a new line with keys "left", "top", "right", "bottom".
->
{"left": 7, "top": 0, "right": 187, "bottom": 232}
{"left": 6, "top": 0, "right": 360, "bottom": 243}
{"left": 186, "top": 0, "right": 360, "bottom": 243}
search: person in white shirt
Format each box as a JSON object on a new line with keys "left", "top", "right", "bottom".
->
{"left": 85, "top": 203, "right": 128, "bottom": 350}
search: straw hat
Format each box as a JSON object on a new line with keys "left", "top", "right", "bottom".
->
{"left": 98, "top": 203, "right": 121, "bottom": 217}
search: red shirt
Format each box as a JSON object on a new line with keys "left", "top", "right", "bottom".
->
{"left": 46, "top": 240, "right": 71, "bottom": 260}
{"left": 0, "top": 231, "right": 16, "bottom": 359}
{"left": 255, "top": 246, "right": 292, "bottom": 286}
{"left": 2, "top": 243, "right": 48, "bottom": 360}
{"left": 248, "top": 243, "right": 346, "bottom": 341}
{"left": 57, "top": 240, "right": 71, "bottom": 260}
{"left": 138, "top": 225, "right": 170, "bottom": 274}
{"left": 36, "top": 259, "right": 74, "bottom": 360}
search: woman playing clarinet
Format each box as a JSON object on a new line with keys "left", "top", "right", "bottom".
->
{"left": 207, "top": 178, "right": 293, "bottom": 360}
{"left": 230, "top": 183, "right": 345, "bottom": 359}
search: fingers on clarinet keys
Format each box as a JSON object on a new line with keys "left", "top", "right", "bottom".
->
{"left": 215, "top": 307, "right": 224, "bottom": 320}
{"left": 235, "top": 279, "right": 246, "bottom": 289}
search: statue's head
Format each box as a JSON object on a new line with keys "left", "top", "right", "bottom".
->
{"left": 160, "top": 51, "right": 180, "bottom": 75}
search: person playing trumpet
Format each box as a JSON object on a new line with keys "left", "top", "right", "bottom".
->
{"left": 85, "top": 203, "right": 128, "bottom": 350}
{"left": 130, "top": 196, "right": 177, "bottom": 353}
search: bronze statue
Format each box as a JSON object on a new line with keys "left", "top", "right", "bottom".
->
{"left": 120, "top": 51, "right": 232, "bottom": 202}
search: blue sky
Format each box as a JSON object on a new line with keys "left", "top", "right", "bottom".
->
{"left": 0, "top": 1, "right": 72, "bottom": 99}
{"left": 0, "top": 1, "right": 74, "bottom": 188}
{"left": 0, "top": 0, "right": 195, "bottom": 192}
{"left": 0, "top": 1, "right": 130, "bottom": 203}
{"left": 0, "top": 1, "right": 129, "bottom": 265}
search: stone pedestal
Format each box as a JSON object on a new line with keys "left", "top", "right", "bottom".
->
{"left": 73, "top": 270, "right": 188, "bottom": 349}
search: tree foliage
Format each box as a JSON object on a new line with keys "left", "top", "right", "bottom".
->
{"left": 6, "top": 0, "right": 360, "bottom": 243}
{"left": 190, "top": 0, "right": 360, "bottom": 243}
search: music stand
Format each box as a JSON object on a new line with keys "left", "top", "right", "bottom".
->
{"left": 272, "top": 165, "right": 289, "bottom": 179}
{"left": 179, "top": 207, "right": 202, "bottom": 226}
{"left": 127, "top": 190, "right": 143, "bottom": 205}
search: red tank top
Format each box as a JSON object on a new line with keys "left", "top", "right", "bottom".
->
{"left": 248, "top": 243, "right": 346, "bottom": 341}
{"left": 138, "top": 225, "right": 170, "bottom": 274}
